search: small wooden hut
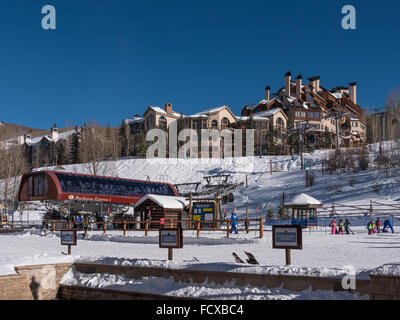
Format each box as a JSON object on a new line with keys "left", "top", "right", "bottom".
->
{"left": 135, "top": 194, "right": 188, "bottom": 228}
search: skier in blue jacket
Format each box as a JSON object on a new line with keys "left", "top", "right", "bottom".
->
{"left": 230, "top": 212, "right": 238, "bottom": 234}
{"left": 383, "top": 219, "right": 394, "bottom": 233}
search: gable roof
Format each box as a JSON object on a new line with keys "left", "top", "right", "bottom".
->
{"left": 187, "top": 105, "right": 237, "bottom": 121}
{"left": 135, "top": 194, "right": 189, "bottom": 210}
{"left": 288, "top": 193, "right": 322, "bottom": 206}
{"left": 143, "top": 106, "right": 182, "bottom": 118}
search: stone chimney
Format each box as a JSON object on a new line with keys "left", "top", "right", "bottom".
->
{"left": 264, "top": 86, "right": 270, "bottom": 101}
{"left": 315, "top": 76, "right": 320, "bottom": 92}
{"left": 164, "top": 103, "right": 173, "bottom": 114}
{"left": 349, "top": 82, "right": 357, "bottom": 104}
{"left": 285, "top": 71, "right": 291, "bottom": 96}
{"left": 308, "top": 77, "right": 317, "bottom": 93}
{"left": 50, "top": 123, "right": 58, "bottom": 140}
{"left": 296, "top": 75, "right": 303, "bottom": 100}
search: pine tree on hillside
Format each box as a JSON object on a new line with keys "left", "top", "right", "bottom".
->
{"left": 69, "top": 126, "right": 81, "bottom": 164}
{"left": 136, "top": 129, "right": 147, "bottom": 158}
{"left": 56, "top": 142, "right": 67, "bottom": 165}
{"left": 119, "top": 120, "right": 131, "bottom": 157}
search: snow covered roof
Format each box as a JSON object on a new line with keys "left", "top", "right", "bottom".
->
{"left": 27, "top": 129, "right": 75, "bottom": 146}
{"left": 135, "top": 194, "right": 189, "bottom": 210}
{"left": 125, "top": 117, "right": 144, "bottom": 124}
{"left": 147, "top": 106, "right": 182, "bottom": 118}
{"left": 187, "top": 105, "right": 229, "bottom": 118}
{"left": 288, "top": 193, "right": 323, "bottom": 206}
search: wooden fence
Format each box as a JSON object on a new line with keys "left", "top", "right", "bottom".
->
{"left": 45, "top": 217, "right": 264, "bottom": 239}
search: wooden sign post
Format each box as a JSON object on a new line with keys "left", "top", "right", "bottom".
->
{"left": 159, "top": 228, "right": 183, "bottom": 261}
{"left": 272, "top": 225, "right": 302, "bottom": 265}
{"left": 61, "top": 230, "right": 77, "bottom": 255}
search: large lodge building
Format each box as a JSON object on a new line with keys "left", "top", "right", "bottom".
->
{"left": 128, "top": 71, "right": 367, "bottom": 154}
{"left": 2, "top": 72, "right": 368, "bottom": 164}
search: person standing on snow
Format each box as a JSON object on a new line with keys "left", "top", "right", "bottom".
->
{"left": 376, "top": 218, "right": 382, "bottom": 233}
{"left": 338, "top": 219, "right": 344, "bottom": 234}
{"left": 383, "top": 219, "right": 395, "bottom": 233}
{"left": 344, "top": 219, "right": 351, "bottom": 234}
{"left": 330, "top": 219, "right": 337, "bottom": 235}
{"left": 230, "top": 211, "right": 239, "bottom": 235}
{"left": 367, "top": 221, "right": 373, "bottom": 235}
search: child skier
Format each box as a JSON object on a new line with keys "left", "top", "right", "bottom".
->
{"left": 383, "top": 219, "right": 394, "bottom": 233}
{"left": 367, "top": 221, "right": 373, "bottom": 235}
{"left": 338, "top": 219, "right": 344, "bottom": 234}
{"left": 230, "top": 211, "right": 238, "bottom": 235}
{"left": 371, "top": 220, "right": 377, "bottom": 234}
{"left": 344, "top": 219, "right": 350, "bottom": 234}
{"left": 330, "top": 219, "right": 337, "bottom": 235}
{"left": 376, "top": 218, "right": 382, "bottom": 233}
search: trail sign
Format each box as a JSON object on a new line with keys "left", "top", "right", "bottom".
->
{"left": 272, "top": 225, "right": 302, "bottom": 265}
{"left": 159, "top": 228, "right": 183, "bottom": 261}
{"left": 160, "top": 217, "right": 165, "bottom": 225}
{"left": 60, "top": 230, "right": 77, "bottom": 255}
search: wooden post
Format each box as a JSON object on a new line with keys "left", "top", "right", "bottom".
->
{"left": 214, "top": 193, "right": 219, "bottom": 229}
{"left": 168, "top": 248, "right": 173, "bottom": 261}
{"left": 103, "top": 221, "right": 106, "bottom": 234}
{"left": 170, "top": 219, "right": 174, "bottom": 228}
{"left": 197, "top": 221, "right": 200, "bottom": 238}
{"left": 227, "top": 219, "right": 230, "bottom": 238}
{"left": 145, "top": 219, "right": 149, "bottom": 236}
{"left": 285, "top": 248, "right": 291, "bottom": 265}
{"left": 68, "top": 245, "right": 71, "bottom": 255}
{"left": 270, "top": 161, "right": 272, "bottom": 175}
{"left": 260, "top": 217, "right": 264, "bottom": 239}
{"left": 68, "top": 221, "right": 72, "bottom": 231}
{"left": 52, "top": 221, "right": 55, "bottom": 232}
{"left": 189, "top": 192, "right": 193, "bottom": 229}
{"left": 123, "top": 220, "right": 127, "bottom": 236}
{"left": 245, "top": 174, "right": 248, "bottom": 188}
{"left": 370, "top": 200, "right": 373, "bottom": 216}
{"left": 245, "top": 205, "right": 249, "bottom": 233}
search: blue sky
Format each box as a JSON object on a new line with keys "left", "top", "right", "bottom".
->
{"left": 0, "top": 0, "right": 399, "bottom": 129}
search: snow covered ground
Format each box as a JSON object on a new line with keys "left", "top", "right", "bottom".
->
{"left": 2, "top": 143, "right": 400, "bottom": 299}
{"left": 1, "top": 227, "right": 399, "bottom": 280}
{"left": 60, "top": 266, "right": 367, "bottom": 300}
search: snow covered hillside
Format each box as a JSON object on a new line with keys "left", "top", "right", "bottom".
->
{"left": 36, "top": 143, "right": 400, "bottom": 221}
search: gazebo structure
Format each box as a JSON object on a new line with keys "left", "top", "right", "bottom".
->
{"left": 284, "top": 193, "right": 323, "bottom": 226}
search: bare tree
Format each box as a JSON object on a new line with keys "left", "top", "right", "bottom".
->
{"left": 79, "top": 122, "right": 110, "bottom": 175}
{"left": 0, "top": 145, "right": 29, "bottom": 210}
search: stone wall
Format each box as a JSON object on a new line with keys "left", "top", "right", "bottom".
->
{"left": 74, "top": 262, "right": 371, "bottom": 297}
{"left": 0, "top": 263, "right": 72, "bottom": 300}
{"left": 59, "top": 285, "right": 195, "bottom": 300}
{"left": 2, "top": 262, "right": 400, "bottom": 300}
{"left": 369, "top": 275, "right": 400, "bottom": 300}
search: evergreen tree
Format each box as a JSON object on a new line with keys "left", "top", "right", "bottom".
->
{"left": 136, "top": 129, "right": 147, "bottom": 158}
{"left": 277, "top": 205, "right": 287, "bottom": 219}
{"left": 69, "top": 126, "right": 80, "bottom": 164}
{"left": 56, "top": 142, "right": 67, "bottom": 165}
{"left": 266, "top": 207, "right": 275, "bottom": 220}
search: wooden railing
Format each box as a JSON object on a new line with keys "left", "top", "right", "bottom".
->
{"left": 45, "top": 217, "right": 265, "bottom": 239}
